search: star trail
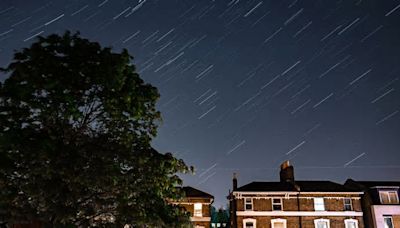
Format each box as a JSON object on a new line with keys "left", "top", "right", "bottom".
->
{"left": 1, "top": 0, "right": 399, "bottom": 207}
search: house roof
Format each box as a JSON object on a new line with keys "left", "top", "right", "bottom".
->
{"left": 180, "top": 186, "right": 214, "bottom": 198}
{"left": 236, "top": 181, "right": 358, "bottom": 193}
{"left": 348, "top": 180, "right": 400, "bottom": 188}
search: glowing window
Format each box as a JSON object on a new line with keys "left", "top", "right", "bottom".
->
{"left": 194, "top": 203, "right": 202, "bottom": 217}
{"left": 314, "top": 198, "right": 325, "bottom": 211}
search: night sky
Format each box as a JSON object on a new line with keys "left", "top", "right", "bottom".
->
{"left": 1, "top": 0, "right": 400, "bottom": 207}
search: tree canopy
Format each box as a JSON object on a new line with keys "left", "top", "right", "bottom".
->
{"left": 211, "top": 206, "right": 230, "bottom": 227}
{"left": 0, "top": 32, "right": 192, "bottom": 227}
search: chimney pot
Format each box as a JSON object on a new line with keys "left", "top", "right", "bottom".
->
{"left": 233, "top": 172, "right": 238, "bottom": 190}
{"left": 280, "top": 160, "right": 295, "bottom": 183}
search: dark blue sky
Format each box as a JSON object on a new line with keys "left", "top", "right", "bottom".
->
{"left": 1, "top": 0, "right": 400, "bottom": 207}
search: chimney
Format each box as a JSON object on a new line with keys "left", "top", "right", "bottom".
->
{"left": 233, "top": 173, "right": 238, "bottom": 191}
{"left": 280, "top": 160, "right": 295, "bottom": 183}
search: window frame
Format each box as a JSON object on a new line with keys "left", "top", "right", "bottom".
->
{"left": 243, "top": 218, "right": 256, "bottom": 228}
{"left": 272, "top": 198, "right": 283, "bottom": 211}
{"left": 193, "top": 203, "right": 203, "bottom": 217}
{"left": 383, "top": 216, "right": 394, "bottom": 228}
{"left": 343, "top": 198, "right": 353, "bottom": 211}
{"left": 314, "top": 218, "right": 330, "bottom": 228}
{"left": 344, "top": 219, "right": 358, "bottom": 228}
{"left": 314, "top": 197, "right": 325, "bottom": 211}
{"left": 244, "top": 197, "right": 253, "bottom": 211}
{"left": 271, "top": 218, "right": 287, "bottom": 228}
{"left": 379, "top": 191, "right": 399, "bottom": 204}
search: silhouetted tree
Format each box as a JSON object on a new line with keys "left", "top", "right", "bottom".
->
{"left": 0, "top": 32, "right": 192, "bottom": 227}
{"left": 211, "top": 206, "right": 230, "bottom": 227}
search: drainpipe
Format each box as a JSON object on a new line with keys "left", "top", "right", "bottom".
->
{"left": 297, "top": 191, "right": 302, "bottom": 228}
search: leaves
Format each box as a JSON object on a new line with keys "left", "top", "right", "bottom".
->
{"left": 0, "top": 31, "right": 191, "bottom": 227}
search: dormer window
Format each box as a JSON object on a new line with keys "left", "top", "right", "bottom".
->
{"left": 245, "top": 198, "right": 253, "bottom": 211}
{"left": 379, "top": 191, "right": 399, "bottom": 204}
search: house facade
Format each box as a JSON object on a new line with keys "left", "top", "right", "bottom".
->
{"left": 228, "top": 161, "right": 364, "bottom": 228}
{"left": 177, "top": 186, "right": 214, "bottom": 228}
{"left": 345, "top": 180, "right": 400, "bottom": 228}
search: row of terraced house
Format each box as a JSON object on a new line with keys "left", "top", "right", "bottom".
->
{"left": 182, "top": 161, "right": 399, "bottom": 228}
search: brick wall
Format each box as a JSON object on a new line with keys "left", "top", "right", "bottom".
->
{"left": 392, "top": 215, "right": 400, "bottom": 227}
{"left": 237, "top": 216, "right": 364, "bottom": 228}
{"left": 234, "top": 194, "right": 364, "bottom": 227}
{"left": 180, "top": 202, "right": 211, "bottom": 217}
{"left": 178, "top": 197, "right": 212, "bottom": 227}
{"left": 194, "top": 221, "right": 210, "bottom": 227}
{"left": 178, "top": 197, "right": 212, "bottom": 217}
{"left": 236, "top": 195, "right": 362, "bottom": 212}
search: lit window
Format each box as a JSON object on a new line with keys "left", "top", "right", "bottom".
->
{"left": 384, "top": 216, "right": 393, "bottom": 228}
{"left": 380, "top": 191, "right": 399, "bottom": 204}
{"left": 344, "top": 198, "right": 353, "bottom": 211}
{"left": 243, "top": 218, "right": 256, "bottom": 228}
{"left": 245, "top": 198, "right": 253, "bottom": 211}
{"left": 345, "top": 219, "right": 358, "bottom": 228}
{"left": 272, "top": 198, "right": 283, "bottom": 211}
{"left": 314, "top": 219, "right": 330, "bottom": 228}
{"left": 271, "top": 218, "right": 286, "bottom": 228}
{"left": 194, "top": 203, "right": 202, "bottom": 217}
{"left": 314, "top": 198, "right": 325, "bottom": 211}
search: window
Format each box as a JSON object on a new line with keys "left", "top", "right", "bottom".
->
{"left": 244, "top": 198, "right": 253, "bottom": 211}
{"left": 384, "top": 216, "right": 393, "bottom": 228}
{"left": 272, "top": 198, "right": 283, "bottom": 211}
{"left": 380, "top": 191, "right": 399, "bottom": 204}
{"left": 345, "top": 219, "right": 358, "bottom": 228}
{"left": 344, "top": 198, "right": 353, "bottom": 211}
{"left": 271, "top": 218, "right": 287, "bottom": 228}
{"left": 314, "top": 219, "right": 330, "bottom": 228}
{"left": 314, "top": 198, "right": 325, "bottom": 211}
{"left": 194, "top": 203, "right": 202, "bottom": 217}
{"left": 243, "top": 218, "right": 256, "bottom": 228}
{"left": 245, "top": 222, "right": 254, "bottom": 228}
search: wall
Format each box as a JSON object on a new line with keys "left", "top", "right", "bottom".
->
{"left": 234, "top": 193, "right": 364, "bottom": 228}
{"left": 237, "top": 216, "right": 364, "bottom": 228}
{"left": 236, "top": 194, "right": 362, "bottom": 212}
{"left": 371, "top": 205, "right": 400, "bottom": 228}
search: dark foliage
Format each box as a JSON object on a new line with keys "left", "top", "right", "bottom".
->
{"left": 0, "top": 32, "right": 192, "bottom": 227}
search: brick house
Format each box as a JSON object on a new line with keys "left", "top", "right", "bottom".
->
{"left": 177, "top": 186, "right": 214, "bottom": 228}
{"left": 345, "top": 180, "right": 400, "bottom": 228}
{"left": 228, "top": 161, "right": 364, "bottom": 228}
